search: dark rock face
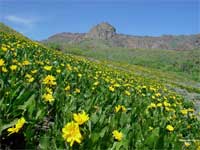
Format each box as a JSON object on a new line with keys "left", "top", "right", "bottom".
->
{"left": 85, "top": 22, "right": 116, "bottom": 40}
{"left": 43, "top": 22, "right": 200, "bottom": 50}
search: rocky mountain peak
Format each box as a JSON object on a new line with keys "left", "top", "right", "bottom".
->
{"left": 86, "top": 22, "right": 116, "bottom": 40}
{"left": 44, "top": 22, "right": 200, "bottom": 50}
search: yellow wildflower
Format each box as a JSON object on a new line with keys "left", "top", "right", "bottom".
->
{"left": 73, "top": 66, "right": 78, "bottom": 72}
{"left": 31, "top": 69, "right": 37, "bottom": 74}
{"left": 172, "top": 96, "right": 176, "bottom": 100}
{"left": 142, "top": 85, "right": 147, "bottom": 89}
{"left": 189, "top": 114, "right": 196, "bottom": 119}
{"left": 157, "top": 103, "right": 162, "bottom": 107}
{"left": 150, "top": 87, "right": 156, "bottom": 92}
{"left": 7, "top": 117, "right": 26, "bottom": 136}
{"left": 123, "top": 84, "right": 131, "bottom": 87}
{"left": 112, "top": 130, "right": 123, "bottom": 141}
{"left": 1, "top": 46, "right": 7, "bottom": 52}
{"left": 180, "top": 109, "right": 188, "bottom": 115}
{"left": 93, "top": 81, "right": 99, "bottom": 86}
{"left": 113, "top": 83, "right": 120, "bottom": 87}
{"left": 121, "top": 106, "right": 127, "bottom": 112}
{"left": 10, "top": 65, "right": 17, "bottom": 71}
{"left": 163, "top": 101, "right": 171, "bottom": 107}
{"left": 197, "top": 146, "right": 200, "bottom": 150}
{"left": 187, "top": 125, "right": 191, "bottom": 129}
{"left": 125, "top": 90, "right": 131, "bottom": 96}
{"left": 73, "top": 111, "right": 89, "bottom": 125}
{"left": 12, "top": 59, "right": 18, "bottom": 63}
{"left": 184, "top": 142, "right": 190, "bottom": 147}
{"left": 62, "top": 121, "right": 82, "bottom": 147}
{"left": 44, "top": 65, "right": 52, "bottom": 71}
{"left": 75, "top": 88, "right": 80, "bottom": 93}
{"left": 56, "top": 69, "right": 61, "bottom": 73}
{"left": 155, "top": 93, "right": 161, "bottom": 97}
{"left": 45, "top": 87, "right": 53, "bottom": 94}
{"left": 149, "top": 126, "right": 153, "bottom": 131}
{"left": 78, "top": 73, "right": 82, "bottom": 78}
{"left": 109, "top": 86, "right": 115, "bottom": 92}
{"left": 0, "top": 59, "right": 5, "bottom": 66}
{"left": 25, "top": 74, "right": 32, "bottom": 78}
{"left": 42, "top": 75, "right": 56, "bottom": 86}
{"left": 28, "top": 77, "right": 34, "bottom": 83}
{"left": 172, "top": 103, "right": 177, "bottom": 107}
{"left": 147, "top": 103, "right": 156, "bottom": 109}
{"left": 115, "top": 105, "right": 127, "bottom": 112}
{"left": 22, "top": 60, "right": 30, "bottom": 65}
{"left": 2, "top": 67, "right": 8, "bottom": 72}
{"left": 25, "top": 74, "right": 34, "bottom": 83}
{"left": 166, "top": 125, "right": 174, "bottom": 132}
{"left": 17, "top": 62, "right": 22, "bottom": 67}
{"left": 165, "top": 107, "right": 170, "bottom": 111}
{"left": 65, "top": 85, "right": 70, "bottom": 91}
{"left": 115, "top": 105, "right": 121, "bottom": 113}
{"left": 187, "top": 108, "right": 194, "bottom": 112}
{"left": 66, "top": 64, "right": 72, "bottom": 71}
{"left": 42, "top": 93, "right": 54, "bottom": 103}
{"left": 13, "top": 52, "right": 17, "bottom": 56}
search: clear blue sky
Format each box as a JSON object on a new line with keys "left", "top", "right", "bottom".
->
{"left": 0, "top": 0, "right": 199, "bottom": 40}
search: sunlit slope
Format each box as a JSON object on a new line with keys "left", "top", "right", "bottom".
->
{"left": 49, "top": 45, "right": 200, "bottom": 81}
{"left": 0, "top": 23, "right": 18, "bottom": 34}
{"left": 0, "top": 30, "right": 200, "bottom": 149}
{"left": 0, "top": 22, "right": 29, "bottom": 40}
{"left": 92, "top": 59, "right": 200, "bottom": 99}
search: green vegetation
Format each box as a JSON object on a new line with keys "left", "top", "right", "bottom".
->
{"left": 1, "top": 26, "right": 200, "bottom": 149}
{"left": 45, "top": 43, "right": 200, "bottom": 81}
{"left": 0, "top": 23, "right": 27, "bottom": 39}
{"left": 94, "top": 60, "right": 200, "bottom": 102}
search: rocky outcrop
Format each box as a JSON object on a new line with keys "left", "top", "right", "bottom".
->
{"left": 85, "top": 22, "right": 116, "bottom": 40}
{"left": 43, "top": 22, "right": 200, "bottom": 50}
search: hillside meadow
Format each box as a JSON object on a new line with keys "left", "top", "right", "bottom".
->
{"left": 45, "top": 42, "right": 200, "bottom": 82}
{"left": 0, "top": 30, "right": 200, "bottom": 149}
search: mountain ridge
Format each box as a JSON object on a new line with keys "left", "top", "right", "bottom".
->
{"left": 43, "top": 22, "right": 200, "bottom": 50}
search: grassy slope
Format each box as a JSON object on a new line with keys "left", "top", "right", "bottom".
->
{"left": 3, "top": 22, "right": 197, "bottom": 98}
{"left": 45, "top": 43, "right": 200, "bottom": 82}
{"left": 0, "top": 23, "right": 27, "bottom": 39}
{"left": 0, "top": 23, "right": 17, "bottom": 34}
{"left": 45, "top": 42, "right": 200, "bottom": 96}
{"left": 1, "top": 24, "right": 200, "bottom": 149}
{"left": 50, "top": 44, "right": 200, "bottom": 103}
{"left": 93, "top": 59, "right": 200, "bottom": 101}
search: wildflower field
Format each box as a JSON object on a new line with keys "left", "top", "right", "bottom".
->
{"left": 0, "top": 30, "right": 200, "bottom": 149}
